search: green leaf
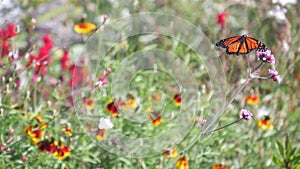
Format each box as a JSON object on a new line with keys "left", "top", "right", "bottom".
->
{"left": 272, "top": 155, "right": 285, "bottom": 167}
{"left": 276, "top": 140, "right": 285, "bottom": 157}
{"left": 286, "top": 136, "right": 293, "bottom": 157}
{"left": 290, "top": 153, "right": 300, "bottom": 164}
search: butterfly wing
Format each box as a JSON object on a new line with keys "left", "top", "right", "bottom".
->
{"left": 245, "top": 37, "right": 267, "bottom": 52}
{"left": 216, "top": 35, "right": 267, "bottom": 55}
{"left": 216, "top": 36, "right": 241, "bottom": 48}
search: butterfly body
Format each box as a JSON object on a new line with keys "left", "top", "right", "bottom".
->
{"left": 216, "top": 35, "right": 267, "bottom": 55}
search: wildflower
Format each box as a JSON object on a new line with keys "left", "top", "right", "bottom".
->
{"left": 111, "top": 137, "right": 121, "bottom": 145}
{"left": 246, "top": 95, "right": 260, "bottom": 105}
{"left": 124, "top": 93, "right": 137, "bottom": 109}
{"left": 173, "top": 93, "right": 182, "bottom": 106}
{"left": 256, "top": 50, "right": 275, "bottom": 64}
{"left": 1, "top": 41, "right": 11, "bottom": 57}
{"left": 272, "top": 0, "right": 297, "bottom": 6}
{"left": 69, "top": 63, "right": 89, "bottom": 88}
{"left": 212, "top": 164, "right": 227, "bottom": 169}
{"left": 98, "top": 117, "right": 114, "bottom": 129}
{"left": 216, "top": 12, "right": 228, "bottom": 29}
{"left": 176, "top": 155, "right": 189, "bottom": 169}
{"left": 200, "top": 119, "right": 207, "bottom": 126}
{"left": 151, "top": 115, "right": 162, "bottom": 127}
{"left": 258, "top": 116, "right": 274, "bottom": 130}
{"left": 268, "top": 69, "right": 281, "bottom": 83}
{"left": 0, "top": 23, "right": 16, "bottom": 41}
{"left": 239, "top": 109, "right": 253, "bottom": 121}
{"left": 268, "top": 5, "right": 287, "bottom": 21}
{"left": 60, "top": 49, "right": 70, "bottom": 70}
{"left": 83, "top": 97, "right": 95, "bottom": 110}
{"left": 163, "top": 147, "right": 178, "bottom": 158}
{"left": 94, "top": 68, "right": 111, "bottom": 88}
{"left": 22, "top": 155, "right": 28, "bottom": 162}
{"left": 62, "top": 126, "right": 73, "bottom": 137}
{"left": 53, "top": 145, "right": 71, "bottom": 160}
{"left": 37, "top": 139, "right": 58, "bottom": 153}
{"left": 95, "top": 129, "right": 105, "bottom": 140}
{"left": 106, "top": 100, "right": 119, "bottom": 117}
{"left": 74, "top": 21, "right": 96, "bottom": 34}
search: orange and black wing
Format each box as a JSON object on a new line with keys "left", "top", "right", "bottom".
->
{"left": 245, "top": 36, "right": 267, "bottom": 52}
{"left": 216, "top": 35, "right": 267, "bottom": 55}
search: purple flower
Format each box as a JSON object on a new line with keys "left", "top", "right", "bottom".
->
{"left": 240, "top": 109, "right": 253, "bottom": 121}
{"left": 200, "top": 119, "right": 207, "bottom": 126}
{"left": 111, "top": 137, "right": 121, "bottom": 145}
{"left": 268, "top": 69, "right": 282, "bottom": 83}
{"left": 256, "top": 50, "right": 275, "bottom": 64}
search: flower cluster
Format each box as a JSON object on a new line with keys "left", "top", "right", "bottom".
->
{"left": 37, "top": 139, "right": 71, "bottom": 160}
{"left": 268, "top": 69, "right": 282, "bottom": 83}
{"left": 0, "top": 23, "right": 16, "bottom": 58}
{"left": 256, "top": 50, "right": 275, "bottom": 64}
{"left": 239, "top": 109, "right": 253, "bottom": 121}
{"left": 23, "top": 113, "right": 72, "bottom": 159}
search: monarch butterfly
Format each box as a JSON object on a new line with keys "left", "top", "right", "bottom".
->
{"left": 216, "top": 35, "right": 267, "bottom": 55}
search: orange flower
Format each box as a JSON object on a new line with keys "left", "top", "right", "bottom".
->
{"left": 106, "top": 100, "right": 119, "bottom": 117}
{"left": 74, "top": 22, "right": 96, "bottom": 34}
{"left": 124, "top": 93, "right": 137, "bottom": 109}
{"left": 62, "top": 126, "right": 73, "bottom": 137}
{"left": 152, "top": 115, "right": 162, "bottom": 127}
{"left": 163, "top": 147, "right": 178, "bottom": 158}
{"left": 83, "top": 97, "right": 95, "bottom": 110}
{"left": 176, "top": 155, "right": 189, "bottom": 169}
{"left": 246, "top": 95, "right": 260, "bottom": 105}
{"left": 258, "top": 116, "right": 274, "bottom": 130}
{"left": 212, "top": 164, "right": 227, "bottom": 169}
{"left": 96, "top": 129, "right": 105, "bottom": 140}
{"left": 173, "top": 93, "right": 182, "bottom": 106}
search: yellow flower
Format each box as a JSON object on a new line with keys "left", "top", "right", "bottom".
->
{"left": 83, "top": 97, "right": 95, "bottom": 110}
{"left": 74, "top": 22, "right": 96, "bottom": 34}
{"left": 106, "top": 99, "right": 119, "bottom": 117}
{"left": 151, "top": 115, "right": 162, "bottom": 127}
{"left": 95, "top": 129, "right": 105, "bottom": 140}
{"left": 258, "top": 116, "right": 274, "bottom": 130}
{"left": 176, "top": 155, "right": 189, "bottom": 169}
{"left": 163, "top": 147, "right": 178, "bottom": 158}
{"left": 173, "top": 93, "right": 182, "bottom": 106}
{"left": 62, "top": 126, "right": 73, "bottom": 137}
{"left": 246, "top": 95, "right": 260, "bottom": 105}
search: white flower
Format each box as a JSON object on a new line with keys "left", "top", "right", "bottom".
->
{"left": 98, "top": 117, "right": 114, "bottom": 129}
{"left": 272, "top": 0, "right": 297, "bottom": 6}
{"left": 268, "top": 5, "right": 287, "bottom": 21}
{"left": 257, "top": 106, "right": 271, "bottom": 119}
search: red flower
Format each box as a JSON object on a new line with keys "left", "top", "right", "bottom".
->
{"left": 61, "top": 50, "right": 70, "bottom": 70}
{"left": 1, "top": 41, "right": 11, "bottom": 57}
{"left": 216, "top": 12, "right": 228, "bottom": 29}
{"left": 0, "top": 24, "right": 16, "bottom": 41}
{"left": 69, "top": 64, "right": 88, "bottom": 88}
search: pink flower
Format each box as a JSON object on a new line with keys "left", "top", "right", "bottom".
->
{"left": 94, "top": 68, "right": 111, "bottom": 88}
{"left": 216, "top": 12, "right": 228, "bottom": 29}
{"left": 200, "top": 119, "right": 207, "bottom": 126}
{"left": 240, "top": 109, "right": 253, "bottom": 121}
{"left": 256, "top": 50, "right": 275, "bottom": 64}
{"left": 268, "top": 69, "right": 281, "bottom": 83}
